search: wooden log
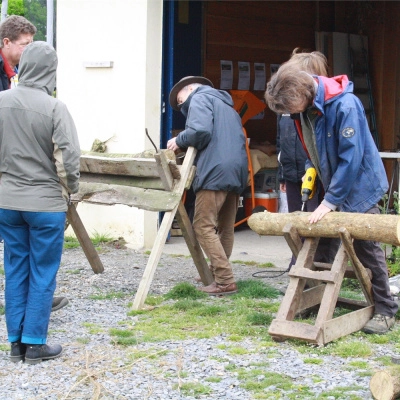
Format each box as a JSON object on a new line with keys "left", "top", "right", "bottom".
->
{"left": 248, "top": 211, "right": 400, "bottom": 246}
{"left": 78, "top": 172, "right": 165, "bottom": 190}
{"left": 80, "top": 156, "right": 161, "bottom": 177}
{"left": 370, "top": 367, "right": 400, "bottom": 400}
{"left": 71, "top": 182, "right": 181, "bottom": 211}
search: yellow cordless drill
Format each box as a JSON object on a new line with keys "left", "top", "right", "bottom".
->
{"left": 301, "top": 167, "right": 317, "bottom": 211}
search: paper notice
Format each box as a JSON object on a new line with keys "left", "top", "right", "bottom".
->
{"left": 254, "top": 63, "right": 266, "bottom": 91}
{"left": 238, "top": 61, "right": 250, "bottom": 90}
{"left": 220, "top": 60, "right": 233, "bottom": 89}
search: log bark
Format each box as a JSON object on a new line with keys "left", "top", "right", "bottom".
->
{"left": 370, "top": 368, "right": 400, "bottom": 400}
{"left": 248, "top": 211, "right": 400, "bottom": 246}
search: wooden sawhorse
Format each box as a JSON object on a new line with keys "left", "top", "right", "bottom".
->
{"left": 248, "top": 211, "right": 400, "bottom": 346}
{"left": 268, "top": 225, "right": 374, "bottom": 345}
{"left": 68, "top": 147, "right": 213, "bottom": 310}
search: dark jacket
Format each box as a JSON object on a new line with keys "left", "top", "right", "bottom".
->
{"left": 304, "top": 75, "right": 388, "bottom": 213}
{"left": 276, "top": 114, "right": 307, "bottom": 183}
{"left": 0, "top": 54, "right": 10, "bottom": 92}
{"left": 176, "top": 86, "right": 248, "bottom": 194}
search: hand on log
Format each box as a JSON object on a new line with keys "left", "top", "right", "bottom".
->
{"left": 248, "top": 211, "right": 400, "bottom": 246}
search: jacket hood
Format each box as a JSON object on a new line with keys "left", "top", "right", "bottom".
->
{"left": 198, "top": 85, "right": 234, "bottom": 106}
{"left": 314, "top": 75, "right": 353, "bottom": 111}
{"left": 18, "top": 41, "right": 57, "bottom": 95}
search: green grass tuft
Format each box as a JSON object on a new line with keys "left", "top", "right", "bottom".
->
{"left": 234, "top": 279, "right": 280, "bottom": 299}
{"left": 64, "top": 235, "right": 80, "bottom": 249}
{"left": 164, "top": 282, "right": 207, "bottom": 300}
{"left": 246, "top": 311, "right": 273, "bottom": 326}
{"left": 178, "top": 382, "right": 212, "bottom": 397}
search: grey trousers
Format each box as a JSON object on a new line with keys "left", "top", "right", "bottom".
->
{"left": 193, "top": 190, "right": 239, "bottom": 284}
{"left": 353, "top": 205, "right": 398, "bottom": 317}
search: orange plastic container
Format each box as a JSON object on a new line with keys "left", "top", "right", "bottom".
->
{"left": 244, "top": 192, "right": 279, "bottom": 216}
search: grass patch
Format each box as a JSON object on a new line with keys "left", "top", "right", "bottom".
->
{"left": 66, "top": 269, "right": 81, "bottom": 274}
{"left": 128, "top": 281, "right": 277, "bottom": 343}
{"left": 145, "top": 296, "right": 164, "bottom": 306}
{"left": 109, "top": 327, "right": 139, "bottom": 346}
{"left": 177, "top": 382, "right": 212, "bottom": 397}
{"left": 64, "top": 235, "right": 80, "bottom": 249}
{"left": 0, "top": 305, "right": 4, "bottom": 315}
{"left": 76, "top": 337, "right": 90, "bottom": 344}
{"left": 303, "top": 357, "right": 323, "bottom": 365}
{"left": 90, "top": 231, "right": 115, "bottom": 245}
{"left": 348, "top": 360, "right": 369, "bottom": 369}
{"left": 164, "top": 282, "right": 207, "bottom": 300}
{"left": 331, "top": 341, "right": 373, "bottom": 358}
{"left": 234, "top": 279, "right": 280, "bottom": 299}
{"left": 89, "top": 291, "right": 134, "bottom": 300}
{"left": 82, "top": 322, "right": 103, "bottom": 335}
{"left": 238, "top": 369, "right": 293, "bottom": 392}
{"left": 246, "top": 311, "right": 273, "bottom": 326}
{"left": 0, "top": 343, "right": 9, "bottom": 351}
{"left": 316, "top": 386, "right": 365, "bottom": 399}
{"left": 228, "top": 346, "right": 249, "bottom": 355}
{"left": 0, "top": 267, "right": 4, "bottom": 275}
{"left": 205, "top": 376, "right": 222, "bottom": 383}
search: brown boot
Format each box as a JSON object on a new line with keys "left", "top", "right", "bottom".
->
{"left": 198, "top": 281, "right": 237, "bottom": 296}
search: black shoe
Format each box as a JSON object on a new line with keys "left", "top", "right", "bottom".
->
{"left": 51, "top": 297, "right": 69, "bottom": 312}
{"left": 10, "top": 342, "right": 27, "bottom": 363}
{"left": 25, "top": 344, "right": 63, "bottom": 365}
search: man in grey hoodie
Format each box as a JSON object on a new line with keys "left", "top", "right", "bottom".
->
{"left": 0, "top": 15, "right": 69, "bottom": 312}
{"left": 168, "top": 76, "right": 248, "bottom": 295}
{"left": 0, "top": 41, "right": 80, "bottom": 364}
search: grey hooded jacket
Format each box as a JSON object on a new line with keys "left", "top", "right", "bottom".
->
{"left": 0, "top": 41, "right": 80, "bottom": 212}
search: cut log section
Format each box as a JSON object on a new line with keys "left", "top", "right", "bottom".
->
{"left": 248, "top": 211, "right": 400, "bottom": 246}
{"left": 370, "top": 367, "right": 400, "bottom": 400}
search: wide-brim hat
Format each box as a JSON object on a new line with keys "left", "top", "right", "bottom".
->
{"left": 169, "top": 76, "right": 214, "bottom": 111}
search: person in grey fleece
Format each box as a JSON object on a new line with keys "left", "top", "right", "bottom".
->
{"left": 0, "top": 41, "right": 80, "bottom": 364}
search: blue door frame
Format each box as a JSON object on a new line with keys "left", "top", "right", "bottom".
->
{"left": 161, "top": 0, "right": 203, "bottom": 149}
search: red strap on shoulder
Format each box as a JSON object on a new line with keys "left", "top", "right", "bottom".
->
{"left": 294, "top": 119, "right": 310, "bottom": 159}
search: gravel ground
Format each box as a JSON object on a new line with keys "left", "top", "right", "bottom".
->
{"left": 0, "top": 241, "right": 397, "bottom": 399}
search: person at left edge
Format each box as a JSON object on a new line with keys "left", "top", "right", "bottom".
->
{"left": 0, "top": 15, "right": 69, "bottom": 312}
{"left": 0, "top": 41, "right": 80, "bottom": 363}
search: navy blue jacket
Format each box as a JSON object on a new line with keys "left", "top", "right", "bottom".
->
{"left": 176, "top": 86, "right": 248, "bottom": 194}
{"left": 276, "top": 114, "right": 307, "bottom": 183}
{"left": 305, "top": 75, "right": 388, "bottom": 213}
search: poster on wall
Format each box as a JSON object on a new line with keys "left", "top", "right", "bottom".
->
{"left": 238, "top": 61, "right": 250, "bottom": 90}
{"left": 220, "top": 60, "right": 233, "bottom": 89}
{"left": 253, "top": 63, "right": 266, "bottom": 91}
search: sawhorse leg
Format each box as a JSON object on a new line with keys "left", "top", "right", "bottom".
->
{"left": 67, "top": 204, "right": 104, "bottom": 274}
{"left": 132, "top": 202, "right": 213, "bottom": 310}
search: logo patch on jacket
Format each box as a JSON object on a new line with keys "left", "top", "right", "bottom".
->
{"left": 341, "top": 127, "right": 355, "bottom": 138}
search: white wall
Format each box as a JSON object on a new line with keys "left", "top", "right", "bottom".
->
{"left": 57, "top": 0, "right": 163, "bottom": 249}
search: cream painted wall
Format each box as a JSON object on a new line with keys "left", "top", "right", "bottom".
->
{"left": 57, "top": 0, "right": 163, "bottom": 249}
